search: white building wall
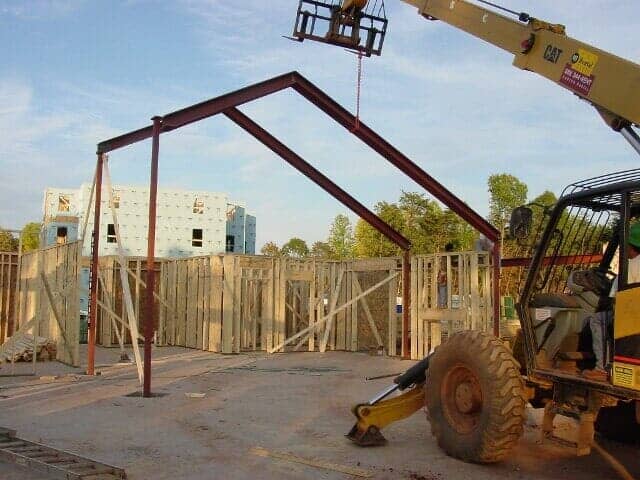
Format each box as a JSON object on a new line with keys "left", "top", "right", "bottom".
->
{"left": 43, "top": 184, "right": 256, "bottom": 258}
{"left": 43, "top": 188, "right": 79, "bottom": 218}
{"left": 226, "top": 204, "right": 245, "bottom": 254}
{"left": 79, "top": 184, "right": 228, "bottom": 257}
{"left": 245, "top": 214, "right": 256, "bottom": 255}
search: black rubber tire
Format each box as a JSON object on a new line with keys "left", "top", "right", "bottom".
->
{"left": 595, "top": 402, "right": 640, "bottom": 444}
{"left": 425, "top": 330, "right": 527, "bottom": 463}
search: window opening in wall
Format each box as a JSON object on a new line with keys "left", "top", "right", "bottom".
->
{"left": 107, "top": 224, "right": 117, "bottom": 243}
{"left": 193, "top": 198, "right": 205, "bottom": 214}
{"left": 58, "top": 195, "right": 70, "bottom": 212}
{"left": 226, "top": 235, "right": 235, "bottom": 252}
{"left": 56, "top": 226, "right": 68, "bottom": 245}
{"left": 192, "top": 228, "right": 203, "bottom": 247}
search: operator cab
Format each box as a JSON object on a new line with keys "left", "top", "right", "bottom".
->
{"left": 512, "top": 169, "right": 640, "bottom": 396}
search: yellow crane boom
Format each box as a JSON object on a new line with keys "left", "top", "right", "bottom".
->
{"left": 401, "top": 0, "right": 640, "bottom": 131}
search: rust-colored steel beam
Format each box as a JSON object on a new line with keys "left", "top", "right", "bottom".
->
{"left": 224, "top": 107, "right": 411, "bottom": 251}
{"left": 501, "top": 254, "right": 604, "bottom": 268}
{"left": 97, "top": 70, "right": 496, "bottom": 244}
{"left": 97, "top": 73, "right": 298, "bottom": 154}
{"left": 87, "top": 153, "right": 104, "bottom": 376}
{"left": 143, "top": 117, "right": 161, "bottom": 397}
{"left": 290, "top": 74, "right": 500, "bottom": 243}
{"left": 96, "top": 70, "right": 504, "bottom": 354}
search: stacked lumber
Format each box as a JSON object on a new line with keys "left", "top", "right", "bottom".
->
{"left": 0, "top": 334, "right": 57, "bottom": 363}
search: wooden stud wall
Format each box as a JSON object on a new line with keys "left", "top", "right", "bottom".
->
{"left": 410, "top": 251, "right": 493, "bottom": 360}
{"left": 95, "top": 254, "right": 403, "bottom": 356}
{"left": 96, "top": 257, "right": 162, "bottom": 348}
{"left": 92, "top": 252, "right": 494, "bottom": 360}
{"left": 0, "top": 252, "right": 19, "bottom": 343}
{"left": 2, "top": 249, "right": 492, "bottom": 366}
{"left": 9, "top": 242, "right": 81, "bottom": 366}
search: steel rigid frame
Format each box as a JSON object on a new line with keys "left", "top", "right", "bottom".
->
{"left": 93, "top": 71, "right": 501, "bottom": 397}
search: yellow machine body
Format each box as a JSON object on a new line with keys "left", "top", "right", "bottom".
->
{"left": 613, "top": 286, "right": 640, "bottom": 392}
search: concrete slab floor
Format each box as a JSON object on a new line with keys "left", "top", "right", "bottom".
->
{"left": 0, "top": 346, "right": 637, "bottom": 480}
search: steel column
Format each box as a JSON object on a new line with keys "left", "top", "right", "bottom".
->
{"left": 223, "top": 107, "right": 411, "bottom": 251}
{"left": 143, "top": 117, "right": 161, "bottom": 397}
{"left": 87, "top": 153, "right": 104, "bottom": 376}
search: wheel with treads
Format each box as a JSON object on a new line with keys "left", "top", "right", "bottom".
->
{"left": 425, "top": 330, "right": 526, "bottom": 463}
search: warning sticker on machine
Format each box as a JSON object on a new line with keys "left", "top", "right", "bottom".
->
{"left": 560, "top": 65, "right": 594, "bottom": 96}
{"left": 559, "top": 48, "right": 598, "bottom": 96}
{"left": 612, "top": 363, "right": 634, "bottom": 389}
{"left": 534, "top": 308, "right": 552, "bottom": 322}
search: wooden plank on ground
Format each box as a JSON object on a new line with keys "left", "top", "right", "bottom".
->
{"left": 250, "top": 447, "right": 372, "bottom": 478}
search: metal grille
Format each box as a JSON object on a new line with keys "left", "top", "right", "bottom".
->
{"left": 529, "top": 168, "right": 640, "bottom": 296}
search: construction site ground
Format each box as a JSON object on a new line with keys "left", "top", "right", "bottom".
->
{"left": 0, "top": 346, "right": 637, "bottom": 480}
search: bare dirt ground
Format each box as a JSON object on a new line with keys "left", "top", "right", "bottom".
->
{"left": 0, "top": 346, "right": 637, "bottom": 480}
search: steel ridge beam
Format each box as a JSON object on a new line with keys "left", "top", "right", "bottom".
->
{"left": 97, "top": 72, "right": 298, "bottom": 154}
{"left": 224, "top": 107, "right": 411, "bottom": 251}
{"left": 96, "top": 70, "right": 497, "bottom": 243}
{"left": 290, "top": 73, "right": 500, "bottom": 243}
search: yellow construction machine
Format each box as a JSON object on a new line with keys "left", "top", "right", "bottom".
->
{"left": 292, "top": 0, "right": 640, "bottom": 464}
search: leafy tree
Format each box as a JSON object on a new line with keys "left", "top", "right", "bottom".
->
{"left": 0, "top": 229, "right": 18, "bottom": 252}
{"left": 440, "top": 209, "right": 476, "bottom": 251}
{"left": 488, "top": 173, "right": 528, "bottom": 234}
{"left": 327, "top": 214, "right": 355, "bottom": 259}
{"left": 354, "top": 192, "right": 478, "bottom": 257}
{"left": 281, "top": 238, "right": 309, "bottom": 258}
{"left": 20, "top": 222, "right": 41, "bottom": 252}
{"left": 260, "top": 241, "right": 281, "bottom": 257}
{"left": 354, "top": 201, "right": 405, "bottom": 257}
{"left": 310, "top": 241, "right": 333, "bottom": 259}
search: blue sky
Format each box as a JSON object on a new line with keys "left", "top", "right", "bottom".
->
{"left": 1, "top": 0, "right": 639, "bottom": 249}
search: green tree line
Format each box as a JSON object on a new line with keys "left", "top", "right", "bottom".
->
{"left": 0, "top": 223, "right": 41, "bottom": 253}
{"left": 261, "top": 172, "right": 558, "bottom": 259}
